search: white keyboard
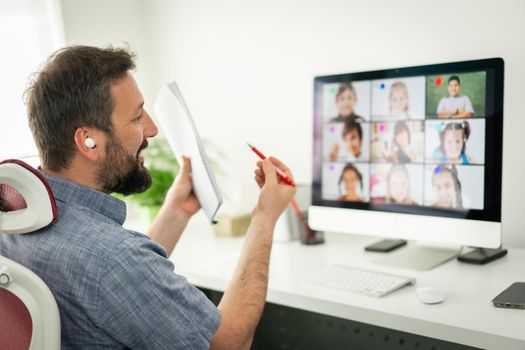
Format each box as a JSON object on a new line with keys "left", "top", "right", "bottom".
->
{"left": 307, "top": 265, "right": 415, "bottom": 297}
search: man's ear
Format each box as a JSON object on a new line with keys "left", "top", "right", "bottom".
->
{"left": 74, "top": 127, "right": 103, "bottom": 161}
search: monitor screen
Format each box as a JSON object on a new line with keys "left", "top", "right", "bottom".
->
{"left": 312, "top": 58, "right": 504, "bottom": 223}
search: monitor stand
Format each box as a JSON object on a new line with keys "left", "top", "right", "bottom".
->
{"left": 372, "top": 242, "right": 462, "bottom": 271}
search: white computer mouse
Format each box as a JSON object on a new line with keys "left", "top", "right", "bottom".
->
{"left": 416, "top": 286, "right": 445, "bottom": 304}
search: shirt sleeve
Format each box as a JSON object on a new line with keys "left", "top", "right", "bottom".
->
{"left": 463, "top": 96, "right": 474, "bottom": 114}
{"left": 95, "top": 235, "right": 221, "bottom": 350}
{"left": 436, "top": 97, "right": 446, "bottom": 113}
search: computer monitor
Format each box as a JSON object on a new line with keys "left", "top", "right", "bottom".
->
{"left": 309, "top": 58, "right": 504, "bottom": 270}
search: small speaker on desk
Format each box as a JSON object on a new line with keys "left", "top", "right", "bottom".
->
{"left": 457, "top": 247, "right": 508, "bottom": 264}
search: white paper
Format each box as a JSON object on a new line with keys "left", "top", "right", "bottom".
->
{"left": 154, "top": 81, "right": 222, "bottom": 223}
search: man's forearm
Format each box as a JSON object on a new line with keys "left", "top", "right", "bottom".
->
{"left": 211, "top": 214, "right": 276, "bottom": 350}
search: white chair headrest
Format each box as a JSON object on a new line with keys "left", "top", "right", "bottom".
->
{"left": 0, "top": 159, "right": 57, "bottom": 234}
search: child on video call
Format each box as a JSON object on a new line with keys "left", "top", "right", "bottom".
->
{"left": 385, "top": 164, "right": 417, "bottom": 205}
{"left": 388, "top": 81, "right": 411, "bottom": 120}
{"left": 329, "top": 118, "right": 363, "bottom": 161}
{"left": 431, "top": 165, "right": 463, "bottom": 209}
{"left": 330, "top": 82, "right": 364, "bottom": 123}
{"left": 383, "top": 121, "right": 417, "bottom": 163}
{"left": 338, "top": 164, "right": 364, "bottom": 202}
{"left": 432, "top": 121, "right": 473, "bottom": 164}
{"left": 436, "top": 75, "right": 474, "bottom": 119}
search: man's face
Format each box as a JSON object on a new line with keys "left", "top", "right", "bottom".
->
{"left": 96, "top": 74, "right": 158, "bottom": 195}
{"left": 448, "top": 80, "right": 460, "bottom": 97}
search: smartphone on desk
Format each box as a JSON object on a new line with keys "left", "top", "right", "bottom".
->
{"left": 492, "top": 282, "right": 525, "bottom": 309}
{"left": 365, "top": 239, "right": 407, "bottom": 252}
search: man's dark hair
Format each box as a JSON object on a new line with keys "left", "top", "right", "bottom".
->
{"left": 25, "top": 45, "right": 136, "bottom": 171}
{"left": 448, "top": 75, "right": 460, "bottom": 85}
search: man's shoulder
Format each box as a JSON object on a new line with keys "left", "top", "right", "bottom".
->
{"left": 47, "top": 201, "right": 159, "bottom": 263}
{"left": 53, "top": 201, "right": 128, "bottom": 239}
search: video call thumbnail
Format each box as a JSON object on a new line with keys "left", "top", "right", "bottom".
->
{"left": 426, "top": 71, "right": 487, "bottom": 118}
{"left": 370, "top": 121, "right": 424, "bottom": 163}
{"left": 322, "top": 81, "right": 371, "bottom": 122}
{"left": 319, "top": 70, "right": 488, "bottom": 211}
{"left": 369, "top": 163, "right": 424, "bottom": 205}
{"left": 322, "top": 162, "right": 370, "bottom": 202}
{"left": 371, "top": 77, "right": 426, "bottom": 120}
{"left": 425, "top": 119, "right": 485, "bottom": 165}
{"left": 323, "top": 121, "right": 370, "bottom": 162}
{"left": 423, "top": 164, "right": 484, "bottom": 210}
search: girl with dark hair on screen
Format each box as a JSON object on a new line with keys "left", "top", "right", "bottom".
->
{"left": 337, "top": 163, "right": 364, "bottom": 202}
{"left": 329, "top": 118, "right": 363, "bottom": 161}
{"left": 330, "top": 82, "right": 364, "bottom": 123}
{"left": 431, "top": 165, "right": 463, "bottom": 209}
{"left": 387, "top": 121, "right": 418, "bottom": 163}
{"left": 433, "top": 121, "right": 474, "bottom": 165}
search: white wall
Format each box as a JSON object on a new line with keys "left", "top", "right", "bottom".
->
{"left": 60, "top": 0, "right": 525, "bottom": 248}
{"left": 59, "top": 0, "right": 152, "bottom": 103}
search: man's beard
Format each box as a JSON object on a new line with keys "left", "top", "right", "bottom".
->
{"left": 96, "top": 135, "right": 152, "bottom": 195}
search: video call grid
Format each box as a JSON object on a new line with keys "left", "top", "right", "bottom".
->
{"left": 319, "top": 71, "right": 487, "bottom": 209}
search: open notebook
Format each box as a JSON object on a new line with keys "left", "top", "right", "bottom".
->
{"left": 154, "top": 81, "right": 222, "bottom": 223}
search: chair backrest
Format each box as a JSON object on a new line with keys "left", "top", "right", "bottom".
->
{"left": 0, "top": 159, "right": 61, "bottom": 350}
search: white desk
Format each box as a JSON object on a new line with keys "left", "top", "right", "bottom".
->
{"left": 169, "top": 213, "right": 525, "bottom": 350}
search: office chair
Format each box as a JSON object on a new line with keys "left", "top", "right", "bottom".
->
{"left": 0, "top": 159, "right": 61, "bottom": 350}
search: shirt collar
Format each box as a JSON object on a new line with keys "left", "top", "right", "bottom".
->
{"left": 40, "top": 171, "right": 127, "bottom": 225}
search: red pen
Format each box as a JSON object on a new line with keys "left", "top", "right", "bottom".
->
{"left": 246, "top": 142, "right": 296, "bottom": 187}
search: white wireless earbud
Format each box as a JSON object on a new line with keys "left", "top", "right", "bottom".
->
{"left": 85, "top": 137, "right": 96, "bottom": 149}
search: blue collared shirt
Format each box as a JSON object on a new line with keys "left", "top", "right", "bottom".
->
{"left": 0, "top": 173, "right": 220, "bottom": 349}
